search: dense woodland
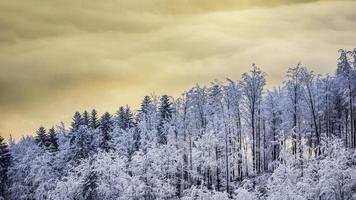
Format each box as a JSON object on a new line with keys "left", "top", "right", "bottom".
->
{"left": 1, "top": 49, "right": 356, "bottom": 199}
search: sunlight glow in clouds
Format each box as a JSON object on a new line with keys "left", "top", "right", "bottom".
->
{"left": 1, "top": 0, "right": 356, "bottom": 140}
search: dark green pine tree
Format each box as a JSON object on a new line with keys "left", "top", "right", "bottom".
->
{"left": 71, "top": 112, "right": 83, "bottom": 132}
{"left": 89, "top": 109, "right": 99, "bottom": 129}
{"left": 82, "top": 159, "right": 98, "bottom": 200}
{"left": 336, "top": 49, "right": 352, "bottom": 75}
{"left": 116, "top": 106, "right": 135, "bottom": 130}
{"left": 35, "top": 126, "right": 47, "bottom": 148}
{"left": 140, "top": 96, "right": 152, "bottom": 115}
{"left": 116, "top": 106, "right": 126, "bottom": 129}
{"left": 71, "top": 127, "right": 94, "bottom": 161}
{"left": 99, "top": 112, "right": 113, "bottom": 152}
{"left": 134, "top": 96, "right": 153, "bottom": 151}
{"left": 47, "top": 127, "right": 58, "bottom": 152}
{"left": 158, "top": 95, "right": 173, "bottom": 144}
{"left": 124, "top": 106, "right": 135, "bottom": 129}
{"left": 83, "top": 111, "right": 90, "bottom": 127}
{"left": 0, "top": 136, "right": 11, "bottom": 199}
{"left": 137, "top": 96, "right": 153, "bottom": 122}
{"left": 159, "top": 95, "right": 173, "bottom": 120}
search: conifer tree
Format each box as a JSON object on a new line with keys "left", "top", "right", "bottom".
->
{"left": 116, "top": 106, "right": 126, "bottom": 129}
{"left": 135, "top": 96, "right": 154, "bottom": 151}
{"left": 0, "top": 136, "right": 11, "bottom": 199}
{"left": 100, "top": 112, "right": 113, "bottom": 152}
{"left": 47, "top": 127, "right": 58, "bottom": 152}
{"left": 116, "top": 106, "right": 134, "bottom": 130}
{"left": 90, "top": 109, "right": 99, "bottom": 129}
{"left": 72, "top": 112, "right": 83, "bottom": 132}
{"left": 159, "top": 95, "right": 173, "bottom": 121}
{"left": 137, "top": 95, "right": 155, "bottom": 131}
{"left": 35, "top": 126, "right": 47, "bottom": 148}
{"left": 124, "top": 106, "right": 135, "bottom": 129}
{"left": 83, "top": 110, "right": 90, "bottom": 127}
{"left": 71, "top": 126, "right": 95, "bottom": 161}
{"left": 140, "top": 96, "right": 152, "bottom": 115}
{"left": 158, "top": 95, "right": 172, "bottom": 144}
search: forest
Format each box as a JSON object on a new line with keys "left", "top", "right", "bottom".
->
{"left": 0, "top": 49, "right": 356, "bottom": 200}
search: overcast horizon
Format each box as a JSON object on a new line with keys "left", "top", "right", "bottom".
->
{"left": 1, "top": 0, "right": 356, "bottom": 140}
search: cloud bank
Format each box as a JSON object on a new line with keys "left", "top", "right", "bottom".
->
{"left": 0, "top": 0, "right": 356, "bottom": 140}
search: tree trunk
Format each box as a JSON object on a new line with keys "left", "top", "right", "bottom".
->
{"left": 225, "top": 127, "right": 230, "bottom": 194}
{"left": 349, "top": 82, "right": 354, "bottom": 148}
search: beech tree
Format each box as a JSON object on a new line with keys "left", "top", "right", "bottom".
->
{"left": 240, "top": 64, "right": 266, "bottom": 174}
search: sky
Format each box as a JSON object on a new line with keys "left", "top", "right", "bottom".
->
{"left": 1, "top": 0, "right": 356, "bottom": 141}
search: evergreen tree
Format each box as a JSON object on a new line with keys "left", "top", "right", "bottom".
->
{"left": 137, "top": 96, "right": 153, "bottom": 122}
{"left": 124, "top": 106, "right": 135, "bottom": 129}
{"left": 0, "top": 136, "right": 11, "bottom": 199}
{"left": 71, "top": 126, "right": 95, "bottom": 161}
{"left": 83, "top": 110, "right": 90, "bottom": 127}
{"left": 90, "top": 109, "right": 99, "bottom": 129}
{"left": 82, "top": 159, "right": 98, "bottom": 200}
{"left": 336, "top": 49, "right": 352, "bottom": 75}
{"left": 135, "top": 96, "right": 155, "bottom": 151}
{"left": 100, "top": 112, "right": 113, "bottom": 152}
{"left": 116, "top": 106, "right": 126, "bottom": 129}
{"left": 158, "top": 95, "right": 173, "bottom": 144}
{"left": 136, "top": 95, "right": 156, "bottom": 131}
{"left": 35, "top": 126, "right": 47, "bottom": 148}
{"left": 47, "top": 127, "right": 58, "bottom": 152}
{"left": 159, "top": 95, "right": 173, "bottom": 121}
{"left": 140, "top": 96, "right": 152, "bottom": 115}
{"left": 72, "top": 112, "right": 83, "bottom": 132}
{"left": 116, "top": 106, "right": 134, "bottom": 130}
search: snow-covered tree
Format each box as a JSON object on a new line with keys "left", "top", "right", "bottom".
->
{"left": 35, "top": 126, "right": 48, "bottom": 148}
{"left": 99, "top": 112, "right": 113, "bottom": 152}
{"left": 0, "top": 136, "right": 11, "bottom": 200}
{"left": 47, "top": 128, "right": 58, "bottom": 153}
{"left": 240, "top": 64, "right": 266, "bottom": 174}
{"left": 89, "top": 109, "right": 99, "bottom": 129}
{"left": 82, "top": 110, "right": 90, "bottom": 127}
{"left": 158, "top": 95, "right": 173, "bottom": 145}
{"left": 71, "top": 112, "right": 83, "bottom": 132}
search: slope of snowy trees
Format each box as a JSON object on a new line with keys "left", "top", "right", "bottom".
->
{"left": 1, "top": 49, "right": 356, "bottom": 199}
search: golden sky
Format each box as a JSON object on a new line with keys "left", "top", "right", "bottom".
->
{"left": 1, "top": 0, "right": 356, "bottom": 141}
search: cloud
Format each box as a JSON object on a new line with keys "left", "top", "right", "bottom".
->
{"left": 0, "top": 0, "right": 355, "bottom": 140}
